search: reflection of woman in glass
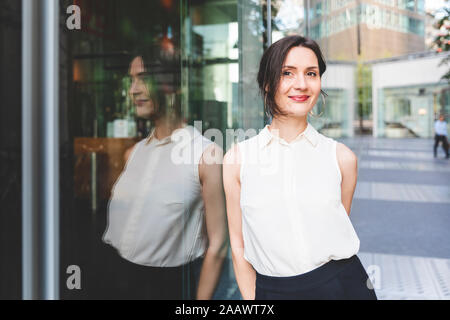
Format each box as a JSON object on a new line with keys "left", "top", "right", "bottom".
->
{"left": 103, "top": 52, "right": 228, "bottom": 300}
{"left": 223, "top": 36, "right": 377, "bottom": 300}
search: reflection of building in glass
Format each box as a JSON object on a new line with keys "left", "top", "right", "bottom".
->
{"left": 309, "top": 0, "right": 426, "bottom": 61}
{"left": 188, "top": 2, "right": 239, "bottom": 134}
{"left": 372, "top": 51, "right": 450, "bottom": 138}
{"left": 310, "top": 61, "right": 356, "bottom": 137}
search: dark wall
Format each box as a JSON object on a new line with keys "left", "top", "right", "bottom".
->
{"left": 0, "top": 0, "right": 22, "bottom": 300}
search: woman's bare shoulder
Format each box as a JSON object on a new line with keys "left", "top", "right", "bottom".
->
{"left": 223, "top": 144, "right": 242, "bottom": 184}
{"left": 124, "top": 143, "right": 138, "bottom": 163}
{"left": 336, "top": 142, "right": 358, "bottom": 173}
{"left": 223, "top": 144, "right": 242, "bottom": 166}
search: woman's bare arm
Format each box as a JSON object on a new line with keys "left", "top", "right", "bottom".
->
{"left": 223, "top": 145, "right": 256, "bottom": 300}
{"left": 336, "top": 142, "right": 358, "bottom": 216}
{"left": 197, "top": 143, "right": 229, "bottom": 300}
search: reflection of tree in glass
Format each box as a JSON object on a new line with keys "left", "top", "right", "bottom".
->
{"left": 432, "top": 5, "right": 450, "bottom": 82}
{"left": 273, "top": 0, "right": 305, "bottom": 32}
{"left": 247, "top": 1, "right": 266, "bottom": 37}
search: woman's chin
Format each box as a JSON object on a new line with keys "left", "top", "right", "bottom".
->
{"left": 136, "top": 106, "right": 155, "bottom": 119}
{"left": 284, "top": 108, "right": 311, "bottom": 118}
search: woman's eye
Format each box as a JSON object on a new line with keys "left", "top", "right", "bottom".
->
{"left": 307, "top": 72, "right": 317, "bottom": 77}
{"left": 282, "top": 71, "right": 292, "bottom": 76}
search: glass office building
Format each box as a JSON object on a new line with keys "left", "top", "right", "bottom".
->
{"left": 309, "top": 0, "right": 426, "bottom": 61}
{"left": 0, "top": 0, "right": 447, "bottom": 299}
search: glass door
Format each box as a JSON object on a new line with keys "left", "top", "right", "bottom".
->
{"left": 60, "top": 0, "right": 196, "bottom": 299}
{"left": 58, "top": 0, "right": 266, "bottom": 300}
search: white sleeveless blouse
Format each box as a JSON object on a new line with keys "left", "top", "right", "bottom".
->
{"left": 238, "top": 123, "right": 360, "bottom": 277}
{"left": 103, "top": 126, "right": 213, "bottom": 267}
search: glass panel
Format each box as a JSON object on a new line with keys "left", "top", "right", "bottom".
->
{"left": 272, "top": 0, "right": 355, "bottom": 137}
{"left": 59, "top": 0, "right": 235, "bottom": 299}
{"left": 182, "top": 0, "right": 266, "bottom": 294}
{"left": 238, "top": 0, "right": 265, "bottom": 130}
{"left": 271, "top": 0, "right": 306, "bottom": 42}
{"left": 381, "top": 85, "right": 450, "bottom": 138}
{"left": 58, "top": 0, "right": 267, "bottom": 300}
{"left": 182, "top": 0, "right": 266, "bottom": 137}
{"left": 398, "top": 0, "right": 415, "bottom": 12}
{"left": 182, "top": 0, "right": 242, "bottom": 300}
{"left": 417, "top": 0, "right": 425, "bottom": 14}
{"left": 311, "top": 63, "right": 356, "bottom": 138}
{"left": 183, "top": 0, "right": 238, "bottom": 137}
{"left": 0, "top": 0, "right": 22, "bottom": 299}
{"left": 406, "top": 0, "right": 415, "bottom": 11}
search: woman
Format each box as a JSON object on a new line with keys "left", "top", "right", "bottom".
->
{"left": 223, "top": 35, "right": 377, "bottom": 300}
{"left": 103, "top": 52, "right": 228, "bottom": 299}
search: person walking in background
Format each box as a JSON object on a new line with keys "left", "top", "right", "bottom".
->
{"left": 434, "top": 114, "right": 449, "bottom": 159}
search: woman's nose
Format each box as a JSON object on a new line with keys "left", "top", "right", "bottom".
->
{"left": 129, "top": 79, "right": 142, "bottom": 95}
{"left": 293, "top": 74, "right": 307, "bottom": 90}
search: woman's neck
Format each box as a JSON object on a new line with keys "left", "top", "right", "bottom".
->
{"left": 269, "top": 116, "right": 308, "bottom": 143}
{"left": 153, "top": 116, "right": 184, "bottom": 140}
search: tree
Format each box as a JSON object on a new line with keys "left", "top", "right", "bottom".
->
{"left": 356, "top": 59, "right": 372, "bottom": 134}
{"left": 432, "top": 3, "right": 450, "bottom": 82}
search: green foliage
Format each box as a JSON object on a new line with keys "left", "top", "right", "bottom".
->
{"left": 432, "top": 4, "right": 450, "bottom": 83}
{"left": 356, "top": 61, "right": 372, "bottom": 119}
{"left": 433, "top": 8, "right": 450, "bottom": 52}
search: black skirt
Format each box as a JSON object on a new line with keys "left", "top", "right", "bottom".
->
{"left": 100, "top": 244, "right": 202, "bottom": 299}
{"left": 255, "top": 255, "right": 378, "bottom": 300}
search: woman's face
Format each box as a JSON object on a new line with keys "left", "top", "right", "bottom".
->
{"left": 129, "top": 56, "right": 156, "bottom": 119}
{"left": 274, "top": 46, "right": 321, "bottom": 119}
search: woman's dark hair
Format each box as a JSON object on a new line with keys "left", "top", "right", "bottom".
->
{"left": 257, "top": 35, "right": 327, "bottom": 118}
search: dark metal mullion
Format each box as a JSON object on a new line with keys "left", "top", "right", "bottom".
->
{"left": 22, "top": 0, "right": 59, "bottom": 300}
{"left": 22, "top": 0, "right": 41, "bottom": 300}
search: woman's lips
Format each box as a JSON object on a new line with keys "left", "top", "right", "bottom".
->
{"left": 289, "top": 95, "right": 310, "bottom": 102}
{"left": 135, "top": 99, "right": 149, "bottom": 106}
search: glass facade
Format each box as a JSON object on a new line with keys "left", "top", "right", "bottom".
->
{"left": 1, "top": 0, "right": 449, "bottom": 300}
{"left": 58, "top": 0, "right": 265, "bottom": 299}
{"left": 310, "top": 1, "right": 425, "bottom": 40}
{"left": 360, "top": 3, "right": 424, "bottom": 36}
{"left": 378, "top": 84, "right": 450, "bottom": 138}
{"left": 183, "top": 0, "right": 239, "bottom": 136}
{"left": 310, "top": 88, "right": 351, "bottom": 137}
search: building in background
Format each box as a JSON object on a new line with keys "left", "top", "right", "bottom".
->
{"left": 372, "top": 51, "right": 450, "bottom": 138}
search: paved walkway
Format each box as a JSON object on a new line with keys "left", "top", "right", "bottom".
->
{"left": 348, "top": 136, "right": 450, "bottom": 300}
{"left": 214, "top": 136, "right": 450, "bottom": 300}
{"left": 358, "top": 252, "right": 450, "bottom": 300}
